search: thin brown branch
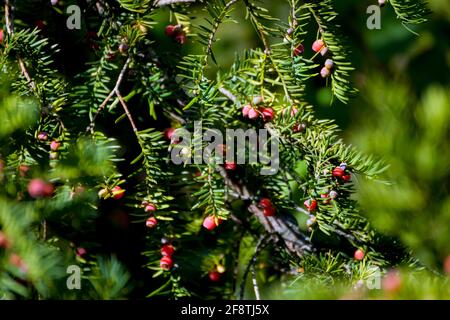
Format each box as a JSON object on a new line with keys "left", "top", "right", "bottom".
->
{"left": 116, "top": 90, "right": 139, "bottom": 133}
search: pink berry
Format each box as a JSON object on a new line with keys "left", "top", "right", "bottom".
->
{"left": 111, "top": 186, "right": 125, "bottom": 200}
{"left": 382, "top": 270, "right": 402, "bottom": 293}
{"left": 312, "top": 39, "right": 325, "bottom": 53}
{"left": 165, "top": 25, "right": 176, "bottom": 37}
{"left": 146, "top": 217, "right": 158, "bottom": 228}
{"left": 354, "top": 249, "right": 364, "bottom": 261}
{"left": 145, "top": 204, "right": 157, "bottom": 212}
{"left": 0, "top": 29, "right": 4, "bottom": 43}
{"left": 50, "top": 140, "right": 60, "bottom": 151}
{"left": 175, "top": 33, "right": 186, "bottom": 45}
{"left": 304, "top": 199, "right": 317, "bottom": 212}
{"left": 160, "top": 256, "right": 173, "bottom": 270}
{"left": 242, "top": 104, "right": 251, "bottom": 117}
{"left": 248, "top": 108, "right": 259, "bottom": 120}
{"left": 164, "top": 128, "right": 175, "bottom": 141}
{"left": 76, "top": 247, "right": 87, "bottom": 257}
{"left": 27, "top": 178, "right": 54, "bottom": 198}
{"left": 259, "top": 198, "right": 273, "bottom": 208}
{"left": 202, "top": 216, "right": 222, "bottom": 231}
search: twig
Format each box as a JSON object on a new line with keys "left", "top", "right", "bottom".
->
{"left": 155, "top": 0, "right": 196, "bottom": 6}
{"left": 251, "top": 263, "right": 260, "bottom": 300}
{"left": 86, "top": 57, "right": 131, "bottom": 132}
{"left": 116, "top": 90, "right": 139, "bottom": 133}
{"left": 239, "top": 235, "right": 269, "bottom": 300}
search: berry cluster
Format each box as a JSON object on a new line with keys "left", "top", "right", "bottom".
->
{"left": 258, "top": 198, "right": 276, "bottom": 216}
{"left": 241, "top": 96, "right": 274, "bottom": 121}
{"left": 208, "top": 264, "right": 225, "bottom": 282}
{"left": 332, "top": 162, "right": 351, "bottom": 182}
{"left": 160, "top": 242, "right": 175, "bottom": 271}
{"left": 165, "top": 24, "right": 187, "bottom": 45}
{"left": 142, "top": 200, "right": 158, "bottom": 229}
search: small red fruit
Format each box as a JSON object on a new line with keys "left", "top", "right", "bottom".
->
{"left": 224, "top": 161, "right": 237, "bottom": 171}
{"left": 342, "top": 174, "right": 351, "bottom": 181}
{"left": 175, "top": 33, "right": 186, "bottom": 45}
{"left": 160, "top": 256, "right": 173, "bottom": 270}
{"left": 293, "top": 123, "right": 306, "bottom": 133}
{"left": 111, "top": 186, "right": 125, "bottom": 200}
{"left": 208, "top": 271, "right": 221, "bottom": 282}
{"left": 263, "top": 206, "right": 276, "bottom": 217}
{"left": 332, "top": 167, "right": 345, "bottom": 178}
{"left": 312, "top": 39, "right": 325, "bottom": 53}
{"left": 50, "top": 140, "right": 60, "bottom": 151}
{"left": 146, "top": 216, "right": 158, "bottom": 229}
{"left": 354, "top": 249, "right": 365, "bottom": 261}
{"left": 202, "top": 216, "right": 222, "bottom": 231}
{"left": 145, "top": 204, "right": 157, "bottom": 212}
{"left": 248, "top": 107, "right": 259, "bottom": 120}
{"left": 164, "top": 127, "right": 176, "bottom": 141}
{"left": 0, "top": 29, "right": 3, "bottom": 43}
{"left": 19, "top": 165, "right": 30, "bottom": 177}
{"left": 259, "top": 198, "right": 273, "bottom": 209}
{"left": 260, "top": 107, "right": 274, "bottom": 121}
{"left": 165, "top": 25, "right": 176, "bottom": 37}
{"left": 161, "top": 244, "right": 175, "bottom": 257}
{"left": 242, "top": 104, "right": 251, "bottom": 117}
{"left": 304, "top": 199, "right": 317, "bottom": 212}
{"left": 76, "top": 247, "right": 87, "bottom": 258}
{"left": 28, "top": 178, "right": 54, "bottom": 198}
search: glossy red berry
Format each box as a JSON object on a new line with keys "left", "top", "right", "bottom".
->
{"left": 260, "top": 107, "right": 274, "bottom": 121}
{"left": 304, "top": 199, "right": 317, "bottom": 212}
{"left": 164, "top": 127, "right": 176, "bottom": 141}
{"left": 0, "top": 29, "right": 4, "bottom": 43}
{"left": 28, "top": 179, "right": 54, "bottom": 198}
{"left": 332, "top": 167, "right": 345, "bottom": 178}
{"left": 259, "top": 198, "right": 272, "bottom": 208}
{"left": 160, "top": 256, "right": 173, "bottom": 270}
{"left": 312, "top": 39, "right": 325, "bottom": 53}
{"left": 342, "top": 174, "right": 351, "bottom": 181}
{"left": 293, "top": 44, "right": 304, "bottom": 56}
{"left": 354, "top": 249, "right": 365, "bottom": 261}
{"left": 145, "top": 203, "right": 157, "bottom": 212}
{"left": 111, "top": 186, "right": 125, "bottom": 200}
{"left": 209, "top": 271, "right": 221, "bottom": 282}
{"left": 224, "top": 161, "right": 237, "bottom": 171}
{"left": 263, "top": 206, "right": 276, "bottom": 217}
{"left": 202, "top": 216, "right": 222, "bottom": 231}
{"left": 161, "top": 244, "right": 175, "bottom": 257}
{"left": 146, "top": 216, "right": 158, "bottom": 228}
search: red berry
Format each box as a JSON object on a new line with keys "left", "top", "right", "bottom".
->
{"left": 248, "top": 108, "right": 259, "bottom": 120}
{"left": 111, "top": 186, "right": 125, "bottom": 200}
{"left": 293, "top": 123, "right": 306, "bottom": 133}
{"left": 260, "top": 107, "right": 274, "bottom": 121}
{"left": 342, "top": 174, "right": 351, "bottom": 181}
{"left": 224, "top": 161, "right": 237, "bottom": 171}
{"left": 443, "top": 255, "right": 450, "bottom": 274}
{"left": 76, "top": 247, "right": 87, "bottom": 258}
{"left": 304, "top": 199, "right": 317, "bottom": 212}
{"left": 27, "top": 179, "right": 54, "bottom": 198}
{"left": 312, "top": 39, "right": 325, "bottom": 53}
{"left": 0, "top": 231, "right": 11, "bottom": 249}
{"left": 293, "top": 44, "right": 304, "bottom": 56}
{"left": 321, "top": 193, "right": 330, "bottom": 204}
{"left": 145, "top": 204, "right": 157, "bottom": 212}
{"left": 161, "top": 244, "right": 175, "bottom": 257}
{"left": 354, "top": 249, "right": 364, "bottom": 261}
{"left": 263, "top": 206, "right": 276, "bottom": 217}
{"left": 146, "top": 216, "right": 158, "bottom": 228}
{"left": 208, "top": 271, "right": 221, "bottom": 282}
{"left": 50, "top": 140, "right": 60, "bottom": 151}
{"left": 242, "top": 104, "right": 251, "bottom": 117}
{"left": 332, "top": 167, "right": 345, "bottom": 178}
{"left": 0, "top": 29, "right": 3, "bottom": 44}
{"left": 165, "top": 25, "right": 176, "bottom": 37}
{"left": 164, "top": 127, "right": 175, "bottom": 141}
{"left": 19, "top": 165, "right": 30, "bottom": 177}
{"left": 175, "top": 33, "right": 186, "bottom": 45}
{"left": 160, "top": 256, "right": 173, "bottom": 270}
{"left": 9, "top": 253, "right": 28, "bottom": 273}
{"left": 259, "top": 198, "right": 273, "bottom": 208}
{"left": 202, "top": 216, "right": 222, "bottom": 231}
